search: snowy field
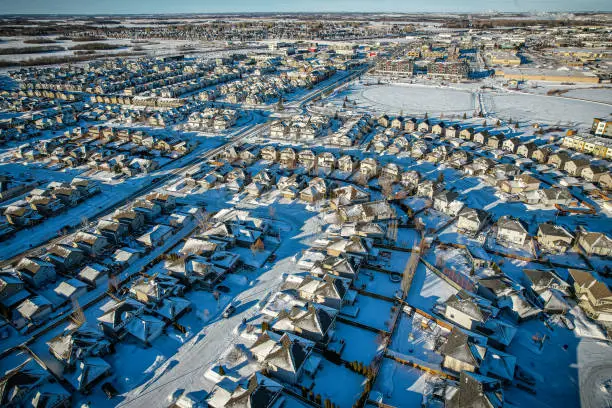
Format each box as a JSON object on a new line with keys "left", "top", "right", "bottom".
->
{"left": 562, "top": 87, "right": 612, "bottom": 104}
{"left": 484, "top": 92, "right": 612, "bottom": 127}
{"left": 352, "top": 84, "right": 476, "bottom": 116}
{"left": 332, "top": 80, "right": 612, "bottom": 128}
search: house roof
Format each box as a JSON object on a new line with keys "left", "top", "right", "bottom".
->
{"left": 440, "top": 328, "right": 485, "bottom": 367}
{"left": 447, "top": 371, "right": 504, "bottom": 408}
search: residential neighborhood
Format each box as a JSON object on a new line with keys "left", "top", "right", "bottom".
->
{"left": 0, "top": 8, "right": 611, "bottom": 408}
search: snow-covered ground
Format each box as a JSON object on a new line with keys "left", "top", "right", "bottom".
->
{"left": 329, "top": 78, "right": 612, "bottom": 128}
{"left": 407, "top": 263, "right": 458, "bottom": 314}
{"left": 372, "top": 358, "right": 431, "bottom": 407}
{"left": 335, "top": 322, "right": 382, "bottom": 365}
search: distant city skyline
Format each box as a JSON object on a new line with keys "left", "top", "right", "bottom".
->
{"left": 1, "top": 0, "right": 611, "bottom": 15}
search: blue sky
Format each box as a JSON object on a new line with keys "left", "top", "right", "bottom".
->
{"left": 0, "top": 0, "right": 610, "bottom": 14}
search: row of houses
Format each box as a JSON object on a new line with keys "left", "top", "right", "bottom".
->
{"left": 0, "top": 192, "right": 201, "bottom": 332}
{"left": 15, "top": 125, "right": 195, "bottom": 176}
{"left": 269, "top": 115, "right": 332, "bottom": 141}
{"left": 184, "top": 107, "right": 240, "bottom": 131}
{"left": 2, "top": 177, "right": 100, "bottom": 230}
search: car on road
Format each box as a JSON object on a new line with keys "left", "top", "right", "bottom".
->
{"left": 222, "top": 304, "right": 236, "bottom": 318}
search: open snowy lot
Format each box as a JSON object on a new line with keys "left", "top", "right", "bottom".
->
{"left": 351, "top": 83, "right": 476, "bottom": 115}
{"left": 333, "top": 79, "right": 612, "bottom": 129}
{"left": 484, "top": 92, "right": 612, "bottom": 127}
{"left": 562, "top": 87, "right": 612, "bottom": 104}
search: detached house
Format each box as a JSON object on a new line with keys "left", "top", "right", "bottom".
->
{"left": 433, "top": 190, "right": 464, "bottom": 216}
{"left": 271, "top": 303, "right": 336, "bottom": 344}
{"left": 337, "top": 155, "right": 356, "bottom": 173}
{"left": 15, "top": 257, "right": 56, "bottom": 288}
{"left": 581, "top": 165, "right": 608, "bottom": 183}
{"left": 564, "top": 158, "right": 590, "bottom": 177}
{"left": 548, "top": 151, "right": 571, "bottom": 169}
{"left": 578, "top": 231, "right": 612, "bottom": 257}
{"left": 531, "top": 147, "right": 551, "bottom": 164}
{"left": 457, "top": 207, "right": 489, "bottom": 235}
{"left": 496, "top": 216, "right": 529, "bottom": 247}
{"left": 45, "top": 244, "right": 86, "bottom": 272}
{"left": 279, "top": 147, "right": 297, "bottom": 168}
{"left": 447, "top": 372, "right": 504, "bottom": 408}
{"left": 537, "top": 223, "right": 575, "bottom": 254}
{"left": 569, "top": 269, "right": 612, "bottom": 322}
{"left": 261, "top": 146, "right": 278, "bottom": 162}
{"left": 516, "top": 142, "right": 537, "bottom": 158}
{"left": 73, "top": 232, "right": 109, "bottom": 257}
{"left": 440, "top": 327, "right": 516, "bottom": 382}
{"left": 523, "top": 269, "right": 570, "bottom": 314}
{"left": 249, "top": 331, "right": 313, "bottom": 385}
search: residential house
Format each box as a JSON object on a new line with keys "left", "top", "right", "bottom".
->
{"left": 496, "top": 216, "right": 529, "bottom": 247}
{"left": 0, "top": 359, "right": 71, "bottom": 408}
{"left": 578, "top": 231, "right": 612, "bottom": 257}
{"left": 298, "top": 149, "right": 316, "bottom": 169}
{"left": 537, "top": 223, "right": 575, "bottom": 254}
{"left": 516, "top": 142, "right": 537, "bottom": 158}
{"left": 564, "top": 158, "right": 590, "bottom": 177}
{"left": 473, "top": 130, "right": 489, "bottom": 145}
{"left": 96, "top": 219, "right": 129, "bottom": 244}
{"left": 486, "top": 133, "right": 505, "bottom": 149}
{"left": 501, "top": 137, "right": 520, "bottom": 153}
{"left": 440, "top": 327, "right": 516, "bottom": 382}
{"left": 279, "top": 147, "right": 297, "bottom": 168}
{"left": 569, "top": 269, "right": 612, "bottom": 322}
{"left": 45, "top": 244, "right": 86, "bottom": 272}
{"left": 16, "top": 295, "right": 53, "bottom": 325}
{"left": 548, "top": 151, "right": 571, "bottom": 169}
{"left": 523, "top": 269, "right": 570, "bottom": 314}
{"left": 271, "top": 303, "right": 336, "bottom": 344}
{"left": 15, "top": 257, "right": 56, "bottom": 288}
{"left": 538, "top": 188, "right": 572, "bottom": 206}
{"left": 73, "top": 232, "right": 108, "bottom": 257}
{"left": 531, "top": 147, "right": 551, "bottom": 164}
{"left": 581, "top": 165, "right": 608, "bottom": 183}
{"left": 433, "top": 190, "right": 464, "bottom": 216}
{"left": 457, "top": 207, "right": 489, "bottom": 235}
{"left": 299, "top": 178, "right": 327, "bottom": 203}
{"left": 447, "top": 372, "right": 504, "bottom": 408}
{"left": 337, "top": 155, "right": 356, "bottom": 173}
{"left": 113, "top": 209, "right": 145, "bottom": 232}
{"left": 416, "top": 179, "right": 436, "bottom": 199}
{"left": 249, "top": 331, "right": 313, "bottom": 385}
{"left": 261, "top": 146, "right": 278, "bottom": 162}
{"left": 78, "top": 263, "right": 110, "bottom": 288}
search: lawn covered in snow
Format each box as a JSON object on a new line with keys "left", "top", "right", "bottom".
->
{"left": 372, "top": 358, "right": 431, "bottom": 407}
{"left": 407, "top": 263, "right": 458, "bottom": 313}
{"left": 335, "top": 322, "right": 382, "bottom": 365}
{"left": 348, "top": 294, "right": 395, "bottom": 332}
